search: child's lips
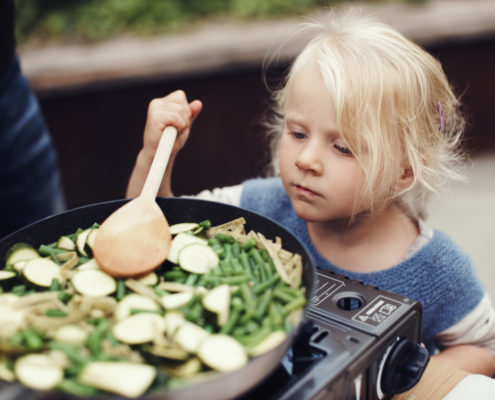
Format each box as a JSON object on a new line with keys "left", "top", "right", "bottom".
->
{"left": 295, "top": 184, "right": 320, "bottom": 198}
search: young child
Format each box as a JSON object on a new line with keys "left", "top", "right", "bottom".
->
{"left": 127, "top": 10, "right": 495, "bottom": 384}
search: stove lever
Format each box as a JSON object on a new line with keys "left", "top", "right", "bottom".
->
{"left": 380, "top": 338, "right": 430, "bottom": 395}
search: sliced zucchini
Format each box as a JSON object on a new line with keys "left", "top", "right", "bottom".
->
{"left": 71, "top": 269, "right": 116, "bottom": 297}
{"left": 178, "top": 243, "right": 219, "bottom": 274}
{"left": 53, "top": 324, "right": 88, "bottom": 346}
{"left": 14, "top": 353, "right": 63, "bottom": 391}
{"left": 115, "top": 293, "right": 161, "bottom": 321}
{"left": 57, "top": 236, "right": 75, "bottom": 251}
{"left": 0, "top": 270, "right": 16, "bottom": 281}
{"left": 12, "top": 260, "right": 28, "bottom": 272}
{"left": 112, "top": 313, "right": 166, "bottom": 344}
{"left": 0, "top": 356, "right": 15, "bottom": 382}
{"left": 23, "top": 258, "right": 62, "bottom": 287}
{"left": 142, "top": 344, "right": 189, "bottom": 361}
{"left": 163, "top": 357, "right": 202, "bottom": 378}
{"left": 163, "top": 311, "right": 185, "bottom": 337}
{"left": 135, "top": 272, "right": 158, "bottom": 286}
{"left": 169, "top": 222, "right": 200, "bottom": 236}
{"left": 197, "top": 334, "right": 248, "bottom": 372}
{"left": 167, "top": 233, "right": 207, "bottom": 264}
{"left": 202, "top": 284, "right": 230, "bottom": 326}
{"left": 86, "top": 228, "right": 98, "bottom": 249}
{"left": 173, "top": 321, "right": 210, "bottom": 353}
{"left": 79, "top": 361, "right": 156, "bottom": 398}
{"left": 248, "top": 330, "right": 287, "bottom": 357}
{"left": 160, "top": 291, "right": 194, "bottom": 310}
{"left": 76, "top": 258, "right": 100, "bottom": 271}
{"left": 76, "top": 228, "right": 92, "bottom": 257}
{"left": 5, "top": 243, "right": 40, "bottom": 266}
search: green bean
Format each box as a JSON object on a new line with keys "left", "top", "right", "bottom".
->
{"left": 255, "top": 289, "right": 273, "bottom": 320}
{"left": 283, "top": 296, "right": 307, "bottom": 313}
{"left": 239, "top": 252, "right": 255, "bottom": 281}
{"left": 269, "top": 302, "right": 283, "bottom": 327}
{"left": 241, "top": 238, "right": 257, "bottom": 251}
{"left": 86, "top": 318, "right": 109, "bottom": 355}
{"left": 232, "top": 241, "right": 241, "bottom": 258}
{"left": 199, "top": 219, "right": 212, "bottom": 229}
{"left": 115, "top": 279, "right": 126, "bottom": 300}
{"left": 273, "top": 287, "right": 297, "bottom": 303}
{"left": 221, "top": 243, "right": 232, "bottom": 261}
{"left": 231, "top": 258, "right": 244, "bottom": 274}
{"left": 49, "top": 278, "right": 60, "bottom": 291}
{"left": 254, "top": 274, "right": 280, "bottom": 296}
{"left": 238, "top": 326, "right": 272, "bottom": 348}
{"left": 45, "top": 309, "right": 67, "bottom": 317}
{"left": 23, "top": 329, "right": 44, "bottom": 350}
{"left": 58, "top": 290, "right": 73, "bottom": 303}
{"left": 219, "top": 306, "right": 241, "bottom": 335}
{"left": 38, "top": 245, "right": 65, "bottom": 257}
{"left": 49, "top": 342, "right": 90, "bottom": 365}
{"left": 185, "top": 273, "right": 199, "bottom": 286}
{"left": 214, "top": 233, "right": 235, "bottom": 244}
{"left": 57, "top": 378, "right": 100, "bottom": 397}
{"left": 164, "top": 270, "right": 186, "bottom": 281}
{"left": 249, "top": 248, "right": 264, "bottom": 266}
{"left": 220, "top": 274, "right": 250, "bottom": 285}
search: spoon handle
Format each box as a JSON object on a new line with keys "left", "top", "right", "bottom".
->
{"left": 140, "top": 126, "right": 177, "bottom": 199}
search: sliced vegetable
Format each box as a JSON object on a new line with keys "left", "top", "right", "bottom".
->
{"left": 23, "top": 258, "right": 62, "bottom": 287}
{"left": 76, "top": 258, "right": 100, "bottom": 271}
{"left": 160, "top": 291, "right": 194, "bottom": 310}
{"left": 86, "top": 228, "right": 98, "bottom": 249}
{"left": 173, "top": 321, "right": 209, "bottom": 353}
{"left": 5, "top": 243, "right": 40, "bottom": 266}
{"left": 112, "top": 313, "right": 166, "bottom": 344}
{"left": 14, "top": 353, "right": 64, "bottom": 391}
{"left": 202, "top": 284, "right": 230, "bottom": 326}
{"left": 178, "top": 243, "right": 219, "bottom": 274}
{"left": 197, "top": 334, "right": 248, "bottom": 372}
{"left": 115, "top": 293, "right": 160, "bottom": 321}
{"left": 135, "top": 272, "right": 158, "bottom": 286}
{"left": 57, "top": 236, "right": 76, "bottom": 251}
{"left": 71, "top": 269, "right": 116, "bottom": 297}
{"left": 163, "top": 357, "right": 202, "bottom": 378}
{"left": 79, "top": 361, "right": 156, "bottom": 398}
{"left": 169, "top": 222, "right": 200, "bottom": 235}
{"left": 53, "top": 324, "right": 88, "bottom": 346}
{"left": 76, "top": 228, "right": 92, "bottom": 257}
{"left": 0, "top": 270, "right": 16, "bottom": 281}
{"left": 167, "top": 233, "right": 207, "bottom": 264}
{"left": 249, "top": 330, "right": 287, "bottom": 357}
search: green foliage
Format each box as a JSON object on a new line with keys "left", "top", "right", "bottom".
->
{"left": 14, "top": 0, "right": 425, "bottom": 46}
{"left": 14, "top": 0, "right": 334, "bottom": 45}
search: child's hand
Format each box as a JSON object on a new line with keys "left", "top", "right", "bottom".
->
{"left": 126, "top": 90, "right": 202, "bottom": 198}
{"left": 142, "top": 90, "right": 202, "bottom": 161}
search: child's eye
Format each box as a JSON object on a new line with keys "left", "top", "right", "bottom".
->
{"left": 291, "top": 131, "right": 307, "bottom": 140}
{"left": 334, "top": 143, "right": 352, "bottom": 156}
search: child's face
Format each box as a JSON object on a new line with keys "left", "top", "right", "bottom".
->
{"left": 279, "top": 65, "right": 367, "bottom": 223}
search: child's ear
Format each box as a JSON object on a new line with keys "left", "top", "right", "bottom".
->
{"left": 398, "top": 167, "right": 414, "bottom": 190}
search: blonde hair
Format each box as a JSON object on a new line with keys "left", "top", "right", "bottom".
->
{"left": 264, "top": 10, "right": 466, "bottom": 220}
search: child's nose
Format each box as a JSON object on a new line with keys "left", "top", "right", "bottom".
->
{"left": 295, "top": 143, "right": 323, "bottom": 175}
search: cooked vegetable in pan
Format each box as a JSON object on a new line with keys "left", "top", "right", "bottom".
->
{"left": 0, "top": 218, "right": 306, "bottom": 398}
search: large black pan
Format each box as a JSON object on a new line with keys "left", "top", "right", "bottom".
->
{"left": 0, "top": 197, "right": 316, "bottom": 400}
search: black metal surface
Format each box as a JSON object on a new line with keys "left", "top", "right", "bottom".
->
{"left": 0, "top": 197, "right": 316, "bottom": 400}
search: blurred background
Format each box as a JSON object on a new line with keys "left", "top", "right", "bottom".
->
{"left": 14, "top": 0, "right": 495, "bottom": 295}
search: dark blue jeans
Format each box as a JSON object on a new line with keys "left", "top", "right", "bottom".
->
{"left": 0, "top": 56, "right": 65, "bottom": 238}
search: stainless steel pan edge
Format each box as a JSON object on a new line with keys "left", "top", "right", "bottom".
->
{"left": 0, "top": 197, "right": 316, "bottom": 400}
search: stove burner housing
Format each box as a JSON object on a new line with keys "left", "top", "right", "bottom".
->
{"left": 241, "top": 269, "right": 429, "bottom": 400}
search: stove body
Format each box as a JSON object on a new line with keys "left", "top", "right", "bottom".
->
{"left": 241, "top": 268, "right": 427, "bottom": 400}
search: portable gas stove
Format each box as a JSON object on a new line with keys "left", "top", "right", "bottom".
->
{"left": 240, "top": 268, "right": 429, "bottom": 400}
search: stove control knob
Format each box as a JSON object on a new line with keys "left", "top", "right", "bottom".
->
{"left": 380, "top": 338, "right": 430, "bottom": 395}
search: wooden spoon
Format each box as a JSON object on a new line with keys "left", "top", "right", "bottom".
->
{"left": 93, "top": 126, "right": 177, "bottom": 277}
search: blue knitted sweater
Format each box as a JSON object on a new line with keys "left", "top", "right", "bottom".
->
{"left": 240, "top": 177, "right": 484, "bottom": 347}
